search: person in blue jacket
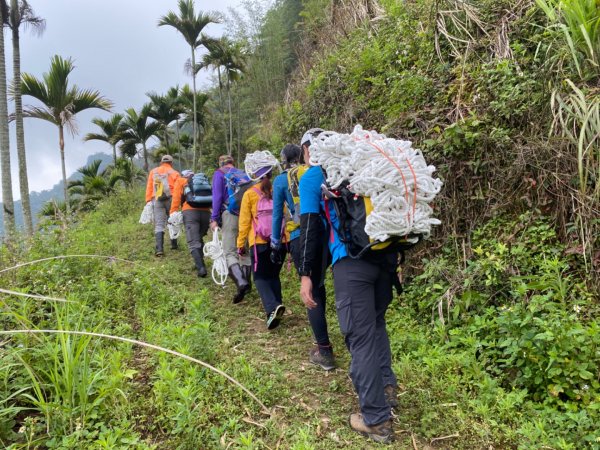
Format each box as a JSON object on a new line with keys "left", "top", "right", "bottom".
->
{"left": 270, "top": 142, "right": 335, "bottom": 371}
{"left": 297, "top": 128, "right": 398, "bottom": 444}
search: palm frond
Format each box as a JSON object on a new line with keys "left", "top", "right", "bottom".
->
{"left": 20, "top": 72, "right": 50, "bottom": 104}
{"left": 21, "top": 105, "right": 56, "bottom": 124}
{"left": 82, "top": 132, "right": 109, "bottom": 143}
{"left": 70, "top": 88, "right": 112, "bottom": 114}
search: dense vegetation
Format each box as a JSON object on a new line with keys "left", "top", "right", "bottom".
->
{"left": 1, "top": 0, "right": 600, "bottom": 448}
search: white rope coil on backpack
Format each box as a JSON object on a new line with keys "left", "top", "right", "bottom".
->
{"left": 309, "top": 125, "right": 443, "bottom": 242}
{"left": 203, "top": 228, "right": 228, "bottom": 286}
{"left": 244, "top": 150, "right": 279, "bottom": 180}
{"left": 167, "top": 211, "right": 184, "bottom": 240}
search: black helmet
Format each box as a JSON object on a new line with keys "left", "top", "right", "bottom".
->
{"left": 280, "top": 144, "right": 302, "bottom": 168}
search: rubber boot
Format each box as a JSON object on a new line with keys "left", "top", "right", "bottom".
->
{"left": 229, "top": 263, "right": 250, "bottom": 304}
{"left": 171, "top": 239, "right": 178, "bottom": 250}
{"left": 242, "top": 264, "right": 252, "bottom": 293}
{"left": 191, "top": 248, "right": 207, "bottom": 278}
{"left": 155, "top": 232, "right": 164, "bottom": 256}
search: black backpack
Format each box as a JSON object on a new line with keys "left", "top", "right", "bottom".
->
{"left": 183, "top": 173, "right": 212, "bottom": 208}
{"left": 323, "top": 180, "right": 421, "bottom": 260}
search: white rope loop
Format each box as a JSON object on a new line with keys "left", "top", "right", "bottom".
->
{"left": 244, "top": 150, "right": 279, "bottom": 181}
{"left": 203, "top": 228, "right": 228, "bottom": 286}
{"left": 167, "top": 211, "right": 184, "bottom": 240}
{"left": 139, "top": 202, "right": 154, "bottom": 224}
{"left": 309, "top": 125, "right": 443, "bottom": 241}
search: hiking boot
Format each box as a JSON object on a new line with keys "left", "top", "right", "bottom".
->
{"left": 309, "top": 345, "right": 336, "bottom": 371}
{"left": 266, "top": 304, "right": 285, "bottom": 330}
{"left": 191, "top": 248, "right": 207, "bottom": 278}
{"left": 229, "top": 264, "right": 250, "bottom": 303}
{"left": 242, "top": 264, "right": 252, "bottom": 293}
{"left": 155, "top": 232, "right": 164, "bottom": 257}
{"left": 170, "top": 239, "right": 179, "bottom": 250}
{"left": 349, "top": 413, "right": 395, "bottom": 444}
{"left": 384, "top": 384, "right": 399, "bottom": 409}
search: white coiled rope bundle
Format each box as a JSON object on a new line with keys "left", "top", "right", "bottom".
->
{"left": 244, "top": 150, "right": 279, "bottom": 180}
{"left": 139, "top": 202, "right": 154, "bottom": 224}
{"left": 310, "top": 125, "right": 443, "bottom": 242}
{"left": 167, "top": 211, "right": 184, "bottom": 240}
{"left": 203, "top": 228, "right": 228, "bottom": 286}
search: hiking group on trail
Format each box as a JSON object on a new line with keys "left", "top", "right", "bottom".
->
{"left": 142, "top": 126, "right": 442, "bottom": 444}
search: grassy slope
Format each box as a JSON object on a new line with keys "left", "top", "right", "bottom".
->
{"left": 3, "top": 187, "right": 523, "bottom": 449}
{"left": 12, "top": 185, "right": 599, "bottom": 449}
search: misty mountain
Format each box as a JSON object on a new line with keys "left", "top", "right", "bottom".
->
{"left": 0, "top": 152, "right": 114, "bottom": 235}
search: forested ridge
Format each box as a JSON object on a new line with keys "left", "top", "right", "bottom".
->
{"left": 1, "top": 0, "right": 600, "bottom": 448}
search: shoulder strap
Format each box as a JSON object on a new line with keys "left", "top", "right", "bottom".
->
{"left": 251, "top": 186, "right": 263, "bottom": 198}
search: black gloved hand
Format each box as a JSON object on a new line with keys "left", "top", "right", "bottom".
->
{"left": 270, "top": 248, "right": 284, "bottom": 265}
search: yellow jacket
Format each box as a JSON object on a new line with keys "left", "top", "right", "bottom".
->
{"left": 237, "top": 186, "right": 290, "bottom": 248}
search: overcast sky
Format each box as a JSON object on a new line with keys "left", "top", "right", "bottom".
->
{"left": 2, "top": 0, "right": 239, "bottom": 198}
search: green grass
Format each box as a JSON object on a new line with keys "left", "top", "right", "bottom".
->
{"left": 1, "top": 188, "right": 598, "bottom": 449}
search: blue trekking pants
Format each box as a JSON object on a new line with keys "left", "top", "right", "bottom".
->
{"left": 332, "top": 257, "right": 397, "bottom": 426}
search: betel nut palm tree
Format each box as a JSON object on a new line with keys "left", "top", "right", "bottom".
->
{"left": 67, "top": 159, "right": 122, "bottom": 211}
{"left": 199, "top": 36, "right": 245, "bottom": 156}
{"left": 178, "top": 84, "right": 208, "bottom": 163}
{"left": 5, "top": 0, "right": 45, "bottom": 236}
{"left": 0, "top": 1, "right": 15, "bottom": 236}
{"left": 158, "top": 0, "right": 218, "bottom": 170}
{"left": 20, "top": 55, "right": 112, "bottom": 215}
{"left": 146, "top": 91, "right": 185, "bottom": 147}
{"left": 121, "top": 105, "right": 161, "bottom": 172}
{"left": 84, "top": 113, "right": 124, "bottom": 165}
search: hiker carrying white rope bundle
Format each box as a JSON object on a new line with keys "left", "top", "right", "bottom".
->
{"left": 145, "top": 154, "right": 180, "bottom": 256}
{"left": 309, "top": 124, "right": 443, "bottom": 248}
{"left": 244, "top": 150, "right": 280, "bottom": 181}
{"left": 169, "top": 169, "right": 212, "bottom": 278}
{"left": 209, "top": 155, "right": 253, "bottom": 303}
{"left": 297, "top": 125, "right": 443, "bottom": 444}
{"left": 203, "top": 228, "right": 228, "bottom": 286}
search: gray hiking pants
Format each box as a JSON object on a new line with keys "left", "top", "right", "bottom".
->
{"left": 332, "top": 257, "right": 397, "bottom": 426}
{"left": 183, "top": 209, "right": 210, "bottom": 252}
{"left": 153, "top": 198, "right": 171, "bottom": 233}
{"left": 221, "top": 210, "right": 251, "bottom": 268}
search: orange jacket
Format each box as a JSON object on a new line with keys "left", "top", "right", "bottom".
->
{"left": 237, "top": 186, "right": 289, "bottom": 248}
{"left": 170, "top": 176, "right": 211, "bottom": 214}
{"left": 145, "top": 163, "right": 180, "bottom": 203}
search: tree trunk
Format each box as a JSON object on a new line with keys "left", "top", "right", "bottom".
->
{"left": 11, "top": 2, "right": 32, "bottom": 236}
{"left": 0, "top": 7, "right": 15, "bottom": 238}
{"left": 164, "top": 123, "right": 170, "bottom": 147}
{"left": 191, "top": 46, "right": 198, "bottom": 171}
{"left": 227, "top": 79, "right": 233, "bottom": 160}
{"left": 216, "top": 66, "right": 229, "bottom": 155}
{"left": 142, "top": 141, "right": 148, "bottom": 172}
{"left": 236, "top": 85, "right": 241, "bottom": 166}
{"left": 112, "top": 144, "right": 117, "bottom": 165}
{"left": 59, "top": 125, "right": 69, "bottom": 215}
{"left": 175, "top": 118, "right": 182, "bottom": 168}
